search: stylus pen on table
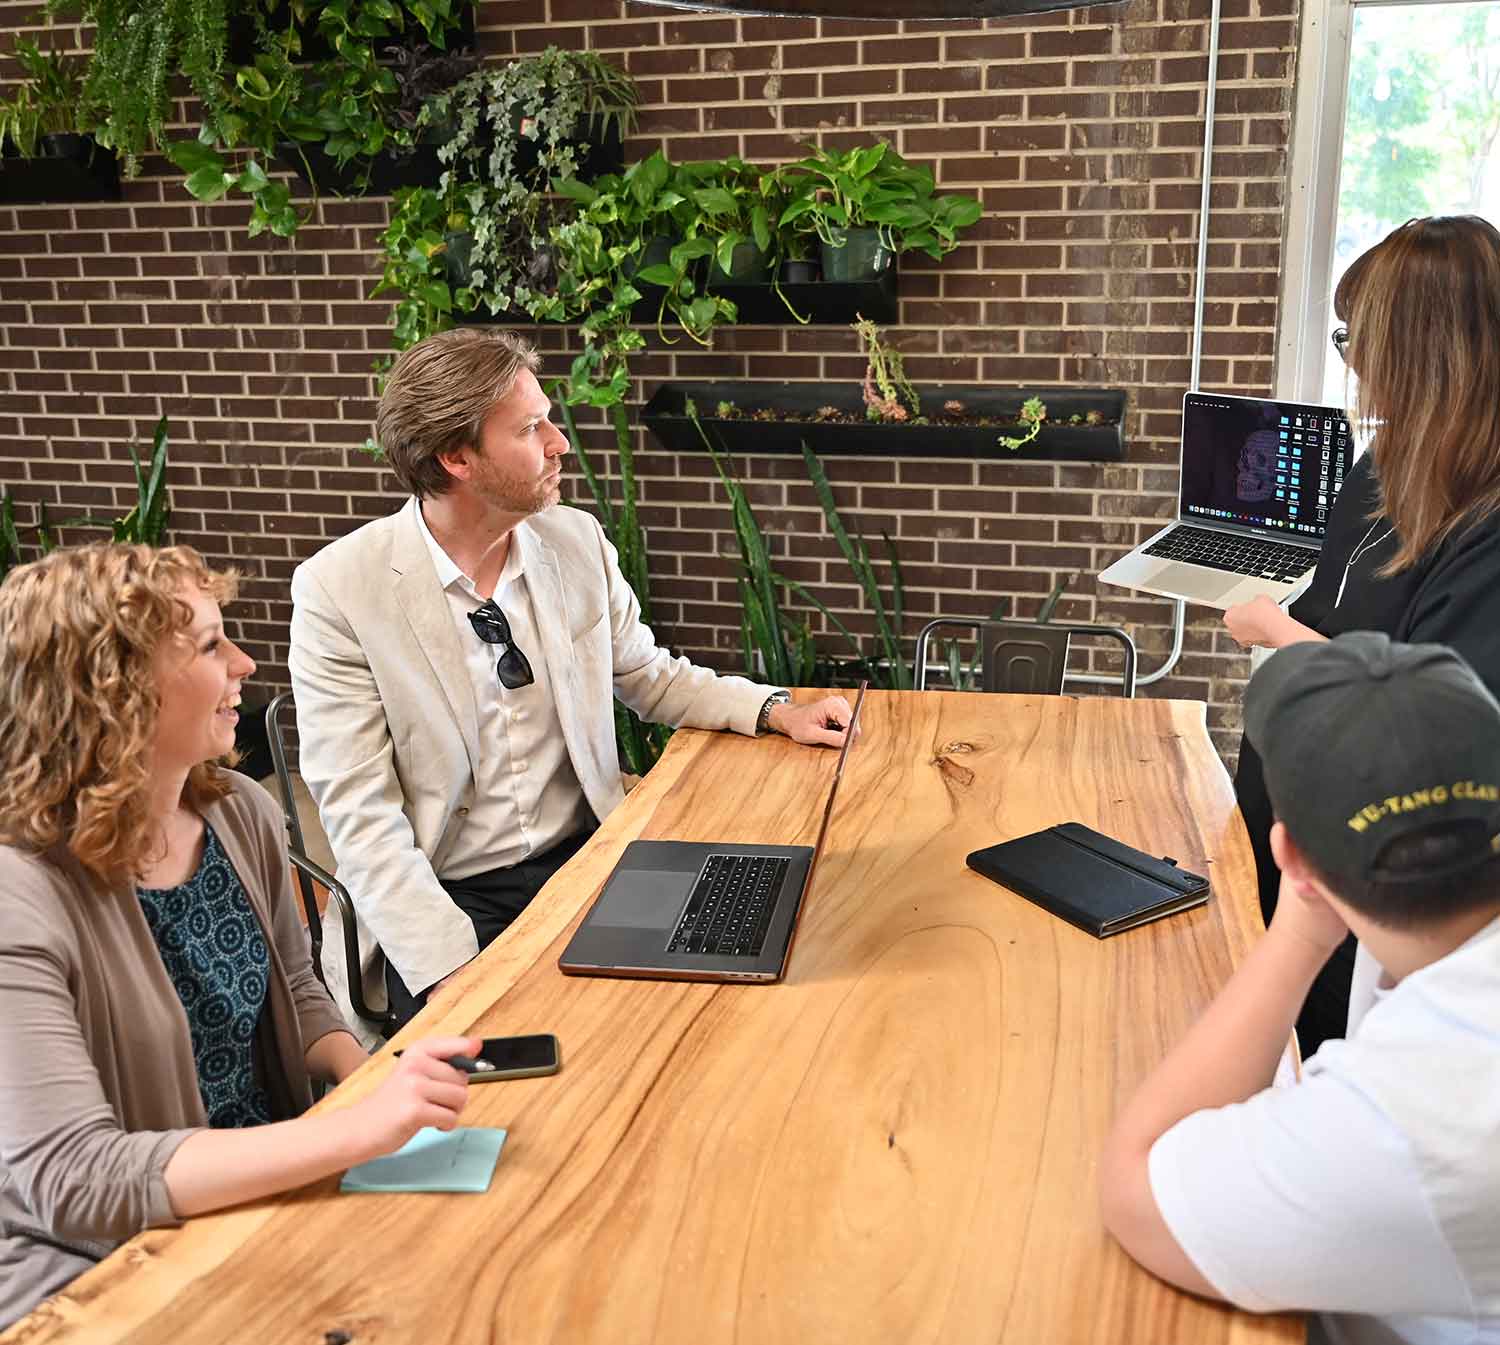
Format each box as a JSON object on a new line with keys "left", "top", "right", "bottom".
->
{"left": 394, "top": 1050, "right": 498, "bottom": 1074}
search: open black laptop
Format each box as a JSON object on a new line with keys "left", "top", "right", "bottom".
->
{"left": 558, "top": 683, "right": 866, "bottom": 984}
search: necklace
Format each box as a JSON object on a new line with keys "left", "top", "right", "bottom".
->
{"left": 1334, "top": 519, "right": 1394, "bottom": 608}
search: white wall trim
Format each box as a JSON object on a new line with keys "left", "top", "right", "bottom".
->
{"left": 1275, "top": 0, "right": 1354, "bottom": 402}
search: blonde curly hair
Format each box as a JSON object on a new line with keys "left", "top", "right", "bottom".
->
{"left": 0, "top": 543, "right": 240, "bottom": 882}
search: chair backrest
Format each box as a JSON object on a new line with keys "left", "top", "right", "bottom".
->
{"left": 979, "top": 624, "right": 1071, "bottom": 695}
{"left": 265, "top": 691, "right": 397, "bottom": 1034}
{"left": 265, "top": 691, "right": 322, "bottom": 970}
{"left": 915, "top": 618, "right": 1138, "bottom": 697}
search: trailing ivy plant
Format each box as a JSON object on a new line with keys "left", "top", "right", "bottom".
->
{"left": 162, "top": 0, "right": 476, "bottom": 238}
{"left": 418, "top": 48, "right": 640, "bottom": 323}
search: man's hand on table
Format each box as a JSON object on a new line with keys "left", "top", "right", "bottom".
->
{"left": 768, "top": 694, "right": 858, "bottom": 748}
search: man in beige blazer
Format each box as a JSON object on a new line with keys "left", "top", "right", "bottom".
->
{"left": 289, "top": 329, "right": 854, "bottom": 1039}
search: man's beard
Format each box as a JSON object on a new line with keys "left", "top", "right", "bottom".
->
{"left": 472, "top": 456, "right": 561, "bottom": 516}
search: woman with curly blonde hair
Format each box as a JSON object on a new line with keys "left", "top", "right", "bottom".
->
{"left": 0, "top": 543, "right": 480, "bottom": 1328}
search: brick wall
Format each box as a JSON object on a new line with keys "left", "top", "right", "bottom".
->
{"left": 0, "top": 0, "right": 1299, "bottom": 760}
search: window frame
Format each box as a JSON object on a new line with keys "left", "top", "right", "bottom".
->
{"left": 1275, "top": 0, "right": 1482, "bottom": 402}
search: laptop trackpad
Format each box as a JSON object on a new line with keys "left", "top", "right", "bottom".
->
{"left": 1149, "top": 564, "right": 1240, "bottom": 603}
{"left": 595, "top": 870, "right": 693, "bottom": 929}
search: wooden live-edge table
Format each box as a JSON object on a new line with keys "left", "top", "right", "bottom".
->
{"left": 7, "top": 691, "right": 1305, "bottom": 1345}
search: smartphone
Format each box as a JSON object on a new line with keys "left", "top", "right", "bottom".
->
{"left": 464, "top": 1034, "right": 561, "bottom": 1082}
{"left": 396, "top": 1034, "right": 561, "bottom": 1082}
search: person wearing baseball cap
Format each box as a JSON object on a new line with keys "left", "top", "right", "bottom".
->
{"left": 1101, "top": 631, "right": 1500, "bottom": 1345}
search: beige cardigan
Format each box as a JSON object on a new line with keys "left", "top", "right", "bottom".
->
{"left": 0, "top": 774, "right": 350, "bottom": 1328}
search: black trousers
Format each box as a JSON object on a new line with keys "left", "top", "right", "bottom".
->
{"left": 384, "top": 828, "right": 592, "bottom": 1030}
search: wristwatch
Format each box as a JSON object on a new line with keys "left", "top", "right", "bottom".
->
{"left": 756, "top": 690, "right": 791, "bottom": 735}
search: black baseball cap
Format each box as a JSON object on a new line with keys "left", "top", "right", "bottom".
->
{"left": 1245, "top": 631, "right": 1500, "bottom": 884}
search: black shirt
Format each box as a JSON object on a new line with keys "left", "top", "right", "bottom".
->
{"left": 1233, "top": 450, "right": 1500, "bottom": 1046}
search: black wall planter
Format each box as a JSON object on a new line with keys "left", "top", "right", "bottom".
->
{"left": 228, "top": 2, "right": 479, "bottom": 67}
{"left": 453, "top": 264, "right": 897, "bottom": 329}
{"left": 0, "top": 135, "right": 121, "bottom": 205}
{"left": 279, "top": 115, "right": 623, "bottom": 197}
{"left": 701, "top": 266, "right": 897, "bottom": 325}
{"left": 642, "top": 381, "right": 1127, "bottom": 461}
{"left": 277, "top": 139, "right": 447, "bottom": 196}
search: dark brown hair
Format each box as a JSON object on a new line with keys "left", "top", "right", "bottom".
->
{"left": 1300, "top": 819, "right": 1500, "bottom": 930}
{"left": 375, "top": 328, "right": 541, "bottom": 499}
{"left": 1335, "top": 215, "right": 1500, "bottom": 574}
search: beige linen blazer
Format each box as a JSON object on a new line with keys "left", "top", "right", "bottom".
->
{"left": 288, "top": 499, "right": 771, "bottom": 1037}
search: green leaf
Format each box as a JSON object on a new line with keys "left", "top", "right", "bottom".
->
{"left": 183, "top": 166, "right": 232, "bottom": 202}
{"left": 751, "top": 204, "right": 771, "bottom": 253}
{"left": 940, "top": 197, "right": 983, "bottom": 228}
{"left": 554, "top": 176, "right": 598, "bottom": 205}
{"left": 166, "top": 139, "right": 224, "bottom": 173}
{"left": 635, "top": 263, "right": 676, "bottom": 287}
{"left": 692, "top": 186, "right": 737, "bottom": 215}
{"left": 670, "top": 237, "right": 714, "bottom": 265}
{"left": 236, "top": 159, "right": 271, "bottom": 194}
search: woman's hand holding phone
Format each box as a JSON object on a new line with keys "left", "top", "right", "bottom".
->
{"left": 350, "top": 1035, "right": 480, "bottom": 1162}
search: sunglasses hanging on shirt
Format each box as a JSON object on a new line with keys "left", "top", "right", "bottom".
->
{"left": 466, "top": 599, "right": 535, "bottom": 691}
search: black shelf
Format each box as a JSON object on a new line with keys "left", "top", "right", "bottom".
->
{"left": 0, "top": 135, "right": 121, "bottom": 205}
{"left": 699, "top": 267, "right": 896, "bottom": 325}
{"left": 454, "top": 269, "right": 897, "bottom": 330}
{"left": 279, "top": 116, "right": 623, "bottom": 197}
{"left": 642, "top": 381, "right": 1127, "bottom": 462}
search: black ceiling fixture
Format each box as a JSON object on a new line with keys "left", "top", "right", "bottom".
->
{"left": 632, "top": 0, "right": 1121, "bottom": 16}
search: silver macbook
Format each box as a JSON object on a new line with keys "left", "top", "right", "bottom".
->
{"left": 1098, "top": 392, "right": 1353, "bottom": 610}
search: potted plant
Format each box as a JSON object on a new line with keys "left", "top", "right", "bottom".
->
{"left": 0, "top": 40, "right": 118, "bottom": 204}
{"left": 780, "top": 141, "right": 982, "bottom": 282}
{"left": 694, "top": 155, "right": 783, "bottom": 285}
{"left": 551, "top": 156, "right": 735, "bottom": 349}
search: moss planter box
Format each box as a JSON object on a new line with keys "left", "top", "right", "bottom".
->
{"left": 0, "top": 134, "right": 121, "bottom": 204}
{"left": 641, "top": 381, "right": 1127, "bottom": 461}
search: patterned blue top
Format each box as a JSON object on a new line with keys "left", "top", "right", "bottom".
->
{"left": 137, "top": 823, "right": 273, "bottom": 1129}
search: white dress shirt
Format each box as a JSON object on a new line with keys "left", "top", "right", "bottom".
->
{"left": 414, "top": 504, "right": 592, "bottom": 879}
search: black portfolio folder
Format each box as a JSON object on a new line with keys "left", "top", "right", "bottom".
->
{"left": 966, "top": 822, "right": 1210, "bottom": 937}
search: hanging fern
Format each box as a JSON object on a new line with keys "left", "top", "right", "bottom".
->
{"left": 49, "top": 0, "right": 245, "bottom": 172}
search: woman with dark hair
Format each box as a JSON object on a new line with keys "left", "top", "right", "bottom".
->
{"left": 0, "top": 543, "right": 480, "bottom": 1328}
{"left": 1224, "top": 214, "right": 1500, "bottom": 1051}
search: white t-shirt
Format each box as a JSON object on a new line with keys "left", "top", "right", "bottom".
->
{"left": 1149, "top": 916, "right": 1500, "bottom": 1345}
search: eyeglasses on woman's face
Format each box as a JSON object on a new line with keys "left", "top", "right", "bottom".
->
{"left": 1331, "top": 326, "right": 1350, "bottom": 364}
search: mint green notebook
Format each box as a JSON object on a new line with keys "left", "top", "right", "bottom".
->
{"left": 339, "top": 1126, "right": 508, "bottom": 1194}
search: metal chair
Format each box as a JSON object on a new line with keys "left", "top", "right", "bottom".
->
{"left": 265, "top": 691, "right": 397, "bottom": 1034}
{"left": 914, "top": 618, "right": 1138, "bottom": 697}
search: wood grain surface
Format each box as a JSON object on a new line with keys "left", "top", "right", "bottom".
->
{"left": 5, "top": 690, "right": 1303, "bottom": 1345}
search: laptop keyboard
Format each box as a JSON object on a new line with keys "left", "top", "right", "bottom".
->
{"left": 1143, "top": 525, "right": 1317, "bottom": 583}
{"left": 666, "top": 853, "right": 789, "bottom": 958}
